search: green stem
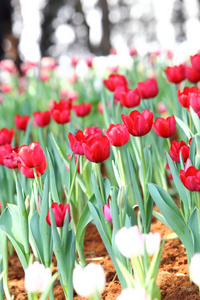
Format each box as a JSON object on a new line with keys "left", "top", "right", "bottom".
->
{"left": 139, "top": 136, "right": 147, "bottom": 202}
{"left": 96, "top": 163, "right": 105, "bottom": 204}
{"left": 166, "top": 138, "right": 171, "bottom": 150}
{"left": 118, "top": 148, "right": 126, "bottom": 187}
{"left": 131, "top": 256, "right": 145, "bottom": 286}
{"left": 28, "top": 293, "right": 38, "bottom": 300}
{"left": 67, "top": 155, "right": 80, "bottom": 204}
{"left": 189, "top": 110, "right": 192, "bottom": 132}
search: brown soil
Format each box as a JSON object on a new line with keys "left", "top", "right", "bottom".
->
{"left": 6, "top": 206, "right": 200, "bottom": 300}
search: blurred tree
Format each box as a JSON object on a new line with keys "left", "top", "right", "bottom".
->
{"left": 0, "top": 0, "right": 12, "bottom": 59}
{"left": 40, "top": 0, "right": 65, "bottom": 57}
{"left": 172, "top": 0, "right": 186, "bottom": 42}
{"left": 98, "top": 0, "right": 111, "bottom": 55}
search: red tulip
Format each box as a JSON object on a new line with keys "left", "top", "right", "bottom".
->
{"left": 191, "top": 54, "right": 200, "bottom": 72}
{"left": 137, "top": 78, "right": 158, "bottom": 99}
{"left": 164, "top": 64, "right": 186, "bottom": 84}
{"left": 188, "top": 90, "right": 200, "bottom": 112}
{"left": 18, "top": 159, "right": 46, "bottom": 178}
{"left": 84, "top": 126, "right": 102, "bottom": 139}
{"left": 121, "top": 109, "right": 153, "bottom": 137}
{"left": 50, "top": 99, "right": 71, "bottom": 124}
{"left": 68, "top": 130, "right": 86, "bottom": 155}
{"left": 185, "top": 66, "right": 200, "bottom": 83}
{"left": 0, "top": 83, "right": 12, "bottom": 93}
{"left": 33, "top": 111, "right": 51, "bottom": 127}
{"left": 113, "top": 85, "right": 128, "bottom": 103}
{"left": 14, "top": 114, "right": 30, "bottom": 131}
{"left": 85, "top": 56, "right": 94, "bottom": 68}
{"left": 0, "top": 144, "right": 12, "bottom": 165}
{"left": 83, "top": 136, "right": 110, "bottom": 163}
{"left": 180, "top": 166, "right": 200, "bottom": 191}
{"left": 72, "top": 103, "right": 92, "bottom": 117}
{"left": 129, "top": 47, "right": 137, "bottom": 57}
{"left": 0, "top": 59, "right": 17, "bottom": 73}
{"left": 153, "top": 115, "right": 176, "bottom": 138}
{"left": 71, "top": 56, "right": 79, "bottom": 67}
{"left": 46, "top": 203, "right": 71, "bottom": 227}
{"left": 18, "top": 141, "right": 45, "bottom": 168}
{"left": 103, "top": 204, "right": 112, "bottom": 222}
{"left": 103, "top": 124, "right": 129, "bottom": 147}
{"left": 41, "top": 57, "right": 57, "bottom": 70}
{"left": 51, "top": 109, "right": 70, "bottom": 124}
{"left": 120, "top": 88, "right": 141, "bottom": 108}
{"left": 103, "top": 74, "right": 128, "bottom": 92}
{"left": 0, "top": 128, "right": 14, "bottom": 145}
{"left": 169, "top": 140, "right": 190, "bottom": 163}
{"left": 177, "top": 86, "right": 198, "bottom": 109}
{"left": 3, "top": 147, "right": 19, "bottom": 169}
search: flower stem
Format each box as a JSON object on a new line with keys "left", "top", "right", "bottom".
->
{"left": 67, "top": 155, "right": 80, "bottom": 204}
{"left": 118, "top": 148, "right": 126, "bottom": 187}
{"left": 96, "top": 163, "right": 105, "bottom": 204}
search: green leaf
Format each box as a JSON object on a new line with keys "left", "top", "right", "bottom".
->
{"left": 189, "top": 208, "right": 200, "bottom": 253}
{"left": 190, "top": 107, "right": 200, "bottom": 133}
{"left": 30, "top": 211, "right": 44, "bottom": 263}
{"left": 148, "top": 183, "right": 194, "bottom": 258}
{"left": 115, "top": 258, "right": 135, "bottom": 288}
{"left": 88, "top": 202, "right": 127, "bottom": 289}
{"left": 39, "top": 175, "right": 52, "bottom": 267}
{"left": 0, "top": 206, "right": 28, "bottom": 270}
{"left": 175, "top": 116, "right": 193, "bottom": 139}
{"left": 127, "top": 150, "right": 146, "bottom": 228}
{"left": 46, "top": 149, "right": 60, "bottom": 204}
{"left": 166, "top": 153, "right": 190, "bottom": 213}
{"left": 103, "top": 177, "right": 111, "bottom": 202}
{"left": 15, "top": 177, "right": 30, "bottom": 256}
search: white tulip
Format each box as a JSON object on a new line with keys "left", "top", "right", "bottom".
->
{"left": 190, "top": 253, "right": 200, "bottom": 286}
{"left": 73, "top": 263, "right": 106, "bottom": 298}
{"left": 143, "top": 232, "right": 161, "bottom": 257}
{"left": 117, "top": 287, "right": 149, "bottom": 300}
{"left": 115, "top": 226, "right": 143, "bottom": 258}
{"left": 24, "top": 261, "right": 51, "bottom": 294}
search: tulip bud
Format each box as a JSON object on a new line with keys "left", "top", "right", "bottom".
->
{"left": 115, "top": 226, "right": 143, "bottom": 258}
{"left": 184, "top": 158, "right": 193, "bottom": 171}
{"left": 25, "top": 261, "right": 51, "bottom": 293}
{"left": 117, "top": 186, "right": 126, "bottom": 208}
{"left": 73, "top": 263, "right": 106, "bottom": 298}
{"left": 142, "top": 232, "right": 161, "bottom": 257}
{"left": 117, "top": 287, "right": 149, "bottom": 300}
{"left": 190, "top": 253, "right": 200, "bottom": 286}
{"left": 103, "top": 204, "right": 112, "bottom": 222}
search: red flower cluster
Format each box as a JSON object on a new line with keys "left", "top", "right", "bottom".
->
{"left": 169, "top": 140, "right": 190, "bottom": 163}
{"left": 68, "top": 127, "right": 110, "bottom": 163}
{"left": 177, "top": 86, "right": 200, "bottom": 114}
{"left": 104, "top": 73, "right": 159, "bottom": 108}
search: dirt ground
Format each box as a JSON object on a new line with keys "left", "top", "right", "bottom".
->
{"left": 6, "top": 205, "right": 200, "bottom": 300}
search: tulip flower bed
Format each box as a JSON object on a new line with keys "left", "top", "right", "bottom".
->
{"left": 1, "top": 51, "right": 200, "bottom": 300}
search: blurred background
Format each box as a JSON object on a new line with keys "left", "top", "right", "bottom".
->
{"left": 1, "top": 0, "right": 200, "bottom": 65}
